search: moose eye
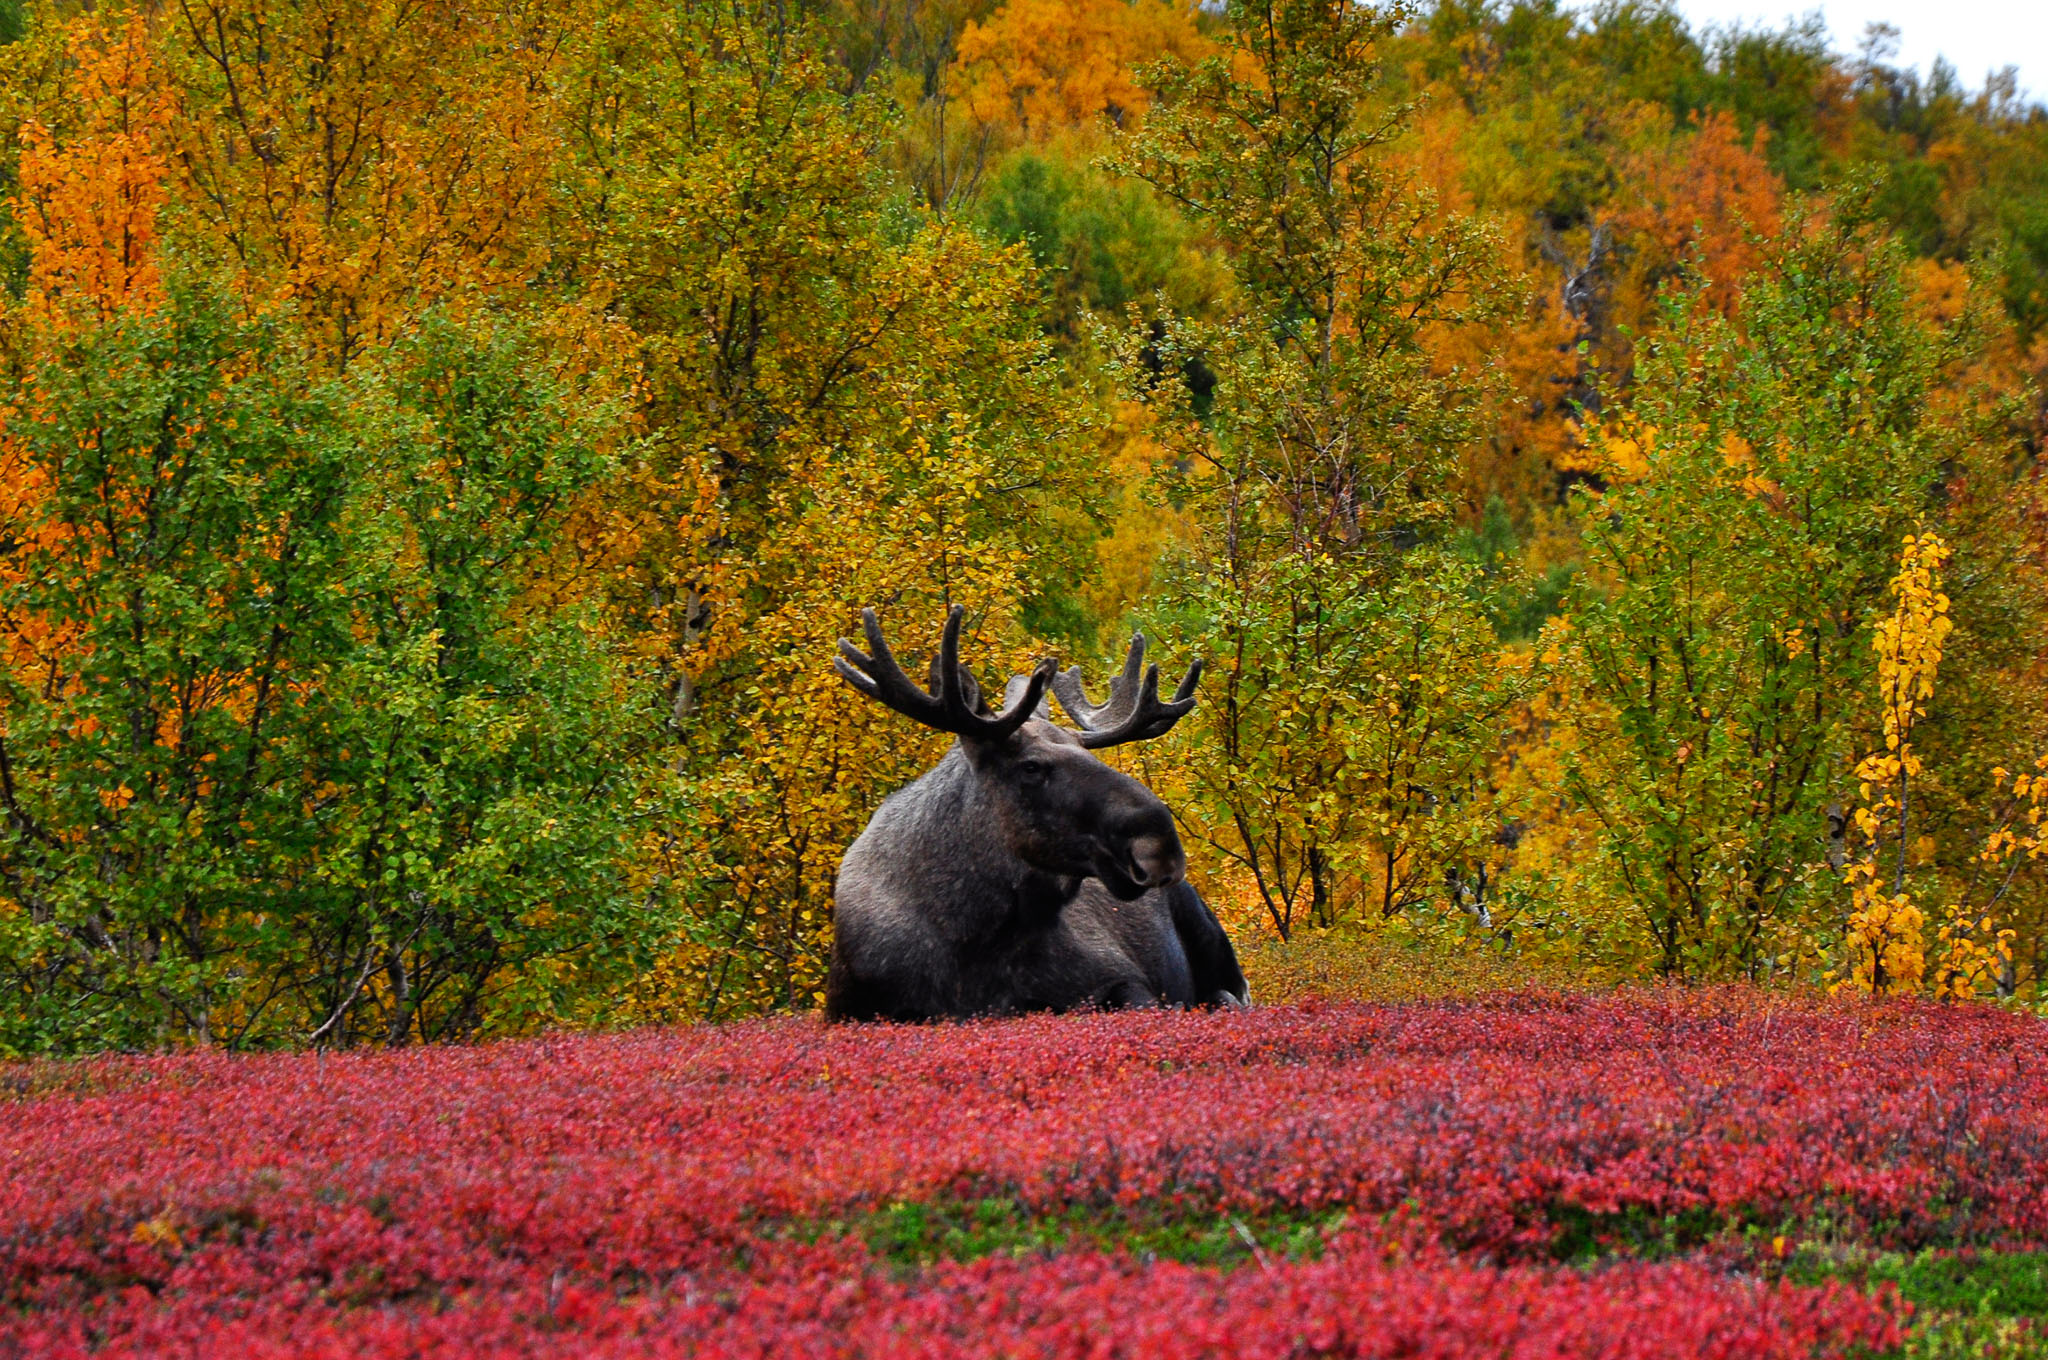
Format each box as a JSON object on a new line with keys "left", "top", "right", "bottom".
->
{"left": 1015, "top": 760, "right": 1053, "bottom": 783}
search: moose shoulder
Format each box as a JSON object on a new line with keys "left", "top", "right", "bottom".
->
{"left": 825, "top": 605, "right": 1248, "bottom": 1022}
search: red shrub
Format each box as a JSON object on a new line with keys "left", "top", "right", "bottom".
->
{"left": 1, "top": 990, "right": 2035, "bottom": 1355}
{"left": 4, "top": 1237, "right": 1909, "bottom": 1359}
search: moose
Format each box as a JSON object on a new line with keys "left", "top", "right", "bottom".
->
{"left": 825, "top": 605, "right": 1248, "bottom": 1022}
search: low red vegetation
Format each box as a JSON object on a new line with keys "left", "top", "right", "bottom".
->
{"left": 3, "top": 991, "right": 2039, "bottom": 1356}
{"left": 8, "top": 1237, "right": 1910, "bottom": 1359}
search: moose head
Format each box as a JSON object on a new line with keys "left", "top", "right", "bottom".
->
{"left": 834, "top": 604, "right": 1201, "bottom": 900}
{"left": 825, "top": 605, "right": 1246, "bottom": 1022}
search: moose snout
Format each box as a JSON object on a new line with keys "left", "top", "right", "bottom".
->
{"left": 1127, "top": 831, "right": 1186, "bottom": 887}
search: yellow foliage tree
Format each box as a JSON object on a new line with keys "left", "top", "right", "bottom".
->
{"left": 1838, "top": 531, "right": 1951, "bottom": 997}
{"left": 1107, "top": 0, "right": 1530, "bottom": 945}
{"left": 1836, "top": 529, "right": 2034, "bottom": 1000}
{"left": 1963, "top": 760, "right": 2045, "bottom": 998}
{"left": 553, "top": 5, "right": 1084, "bottom": 1018}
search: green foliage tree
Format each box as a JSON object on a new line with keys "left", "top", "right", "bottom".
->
{"left": 1696, "top": 17, "right": 1838, "bottom": 190}
{"left": 0, "top": 291, "right": 651, "bottom": 1053}
{"left": 975, "top": 147, "right": 1231, "bottom": 336}
{"left": 296, "top": 316, "right": 654, "bottom": 1048}
{"left": 1450, "top": 496, "right": 1574, "bottom": 642}
{"left": 1559, "top": 201, "right": 2038, "bottom": 980}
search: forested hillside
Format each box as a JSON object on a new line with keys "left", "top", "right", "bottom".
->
{"left": 3, "top": 0, "right": 2046, "bottom": 1051}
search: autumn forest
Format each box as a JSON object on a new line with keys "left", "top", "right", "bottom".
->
{"left": 3, "top": 0, "right": 2048, "bottom": 1053}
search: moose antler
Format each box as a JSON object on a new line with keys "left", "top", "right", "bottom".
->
{"left": 1050, "top": 633, "right": 1202, "bottom": 749}
{"left": 835, "top": 605, "right": 1055, "bottom": 743}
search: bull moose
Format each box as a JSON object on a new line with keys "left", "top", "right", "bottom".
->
{"left": 825, "top": 604, "right": 1248, "bottom": 1021}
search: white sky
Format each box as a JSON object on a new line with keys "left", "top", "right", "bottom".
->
{"left": 1600, "top": 0, "right": 2047, "bottom": 102}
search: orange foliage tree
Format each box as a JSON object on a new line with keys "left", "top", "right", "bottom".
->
{"left": 159, "top": 0, "right": 562, "bottom": 362}
{"left": 952, "top": 0, "right": 1210, "bottom": 143}
{"left": 1616, "top": 110, "right": 1783, "bottom": 317}
{"left": 12, "top": 15, "right": 169, "bottom": 323}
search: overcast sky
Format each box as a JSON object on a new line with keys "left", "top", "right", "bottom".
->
{"left": 1599, "top": 0, "right": 2046, "bottom": 102}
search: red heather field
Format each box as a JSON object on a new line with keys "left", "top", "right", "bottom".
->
{"left": 4, "top": 991, "right": 2044, "bottom": 1358}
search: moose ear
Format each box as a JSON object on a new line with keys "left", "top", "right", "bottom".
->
{"left": 1000, "top": 673, "right": 1053, "bottom": 721}
{"left": 928, "top": 653, "right": 987, "bottom": 715}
